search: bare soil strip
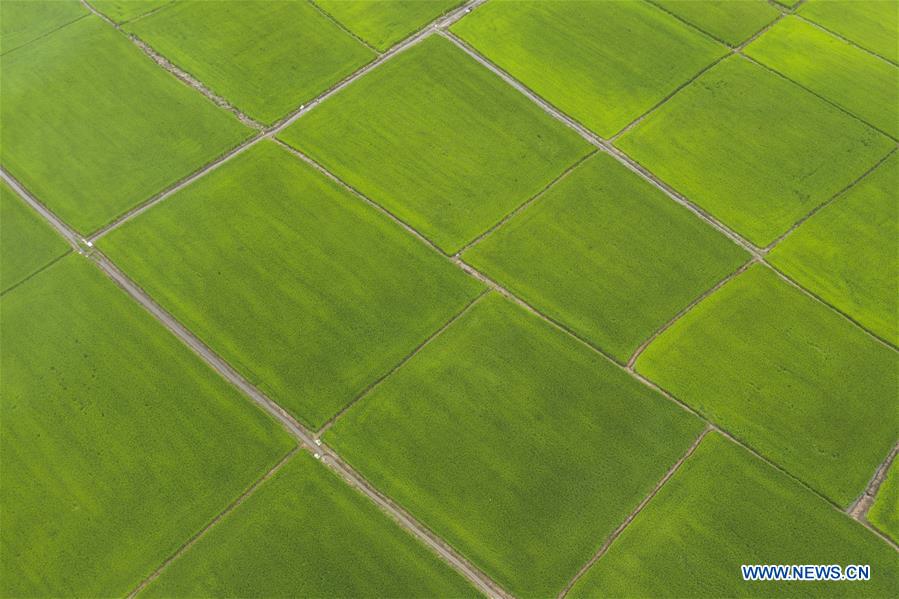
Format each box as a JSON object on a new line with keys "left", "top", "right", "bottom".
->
{"left": 557, "top": 427, "right": 713, "bottom": 598}
{"left": 0, "top": 168, "right": 84, "bottom": 250}
{"left": 850, "top": 442, "right": 899, "bottom": 520}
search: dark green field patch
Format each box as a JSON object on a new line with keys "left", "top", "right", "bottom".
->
{"left": 315, "top": 0, "right": 463, "bottom": 51}
{"left": 143, "top": 452, "right": 476, "bottom": 597}
{"left": 0, "top": 180, "right": 68, "bottom": 293}
{"left": 100, "top": 141, "right": 482, "bottom": 429}
{"left": 651, "top": 0, "right": 780, "bottom": 46}
{"left": 127, "top": 0, "right": 374, "bottom": 125}
{"left": 464, "top": 152, "right": 748, "bottom": 362}
{"left": 768, "top": 152, "right": 898, "bottom": 345}
{"left": 452, "top": 0, "right": 724, "bottom": 138}
{"left": 0, "top": 16, "right": 249, "bottom": 234}
{"left": 636, "top": 265, "right": 898, "bottom": 507}
{"left": 279, "top": 35, "right": 592, "bottom": 253}
{"left": 0, "top": 255, "right": 294, "bottom": 597}
{"left": 570, "top": 433, "right": 898, "bottom": 598}
{"left": 617, "top": 56, "right": 893, "bottom": 247}
{"left": 327, "top": 293, "right": 703, "bottom": 597}
{"left": 747, "top": 16, "right": 899, "bottom": 139}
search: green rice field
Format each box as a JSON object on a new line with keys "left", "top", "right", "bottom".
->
{"left": 2, "top": 1, "right": 896, "bottom": 597}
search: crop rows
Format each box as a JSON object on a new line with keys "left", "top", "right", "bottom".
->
{"left": 2, "top": 0, "right": 896, "bottom": 597}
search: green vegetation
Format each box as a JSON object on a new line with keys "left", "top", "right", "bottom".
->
{"left": 280, "top": 35, "right": 590, "bottom": 253}
{"left": 0, "top": 0, "right": 86, "bottom": 54}
{"left": 0, "top": 17, "right": 248, "bottom": 234}
{"left": 617, "top": 56, "right": 893, "bottom": 246}
{"left": 127, "top": 1, "right": 374, "bottom": 125}
{"left": 636, "top": 265, "right": 898, "bottom": 507}
{"left": 452, "top": 0, "right": 724, "bottom": 138}
{"left": 868, "top": 460, "right": 899, "bottom": 543}
{"left": 327, "top": 293, "right": 703, "bottom": 597}
{"left": 0, "top": 181, "right": 68, "bottom": 293}
{"left": 315, "top": 0, "right": 463, "bottom": 51}
{"left": 800, "top": 0, "right": 898, "bottom": 63}
{"left": 100, "top": 141, "right": 482, "bottom": 429}
{"left": 0, "top": 255, "right": 294, "bottom": 597}
{"left": 92, "top": 0, "right": 172, "bottom": 23}
{"left": 570, "top": 433, "right": 898, "bottom": 598}
{"left": 464, "top": 152, "right": 748, "bottom": 362}
{"left": 143, "top": 452, "right": 476, "bottom": 597}
{"left": 652, "top": 0, "right": 780, "bottom": 46}
{"left": 747, "top": 16, "right": 899, "bottom": 139}
{"left": 768, "top": 153, "right": 898, "bottom": 345}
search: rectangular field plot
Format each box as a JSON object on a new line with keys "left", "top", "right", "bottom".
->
{"left": 126, "top": 1, "right": 374, "bottom": 125}
{"left": 0, "top": 17, "right": 249, "bottom": 234}
{"left": 92, "top": 1, "right": 172, "bottom": 23}
{"left": 464, "top": 152, "right": 748, "bottom": 362}
{"left": 868, "top": 460, "right": 899, "bottom": 543}
{"left": 0, "top": 180, "right": 68, "bottom": 293}
{"left": 747, "top": 16, "right": 899, "bottom": 139}
{"left": 100, "top": 141, "right": 482, "bottom": 430}
{"left": 768, "top": 153, "right": 898, "bottom": 345}
{"left": 636, "top": 265, "right": 898, "bottom": 507}
{"left": 569, "top": 433, "right": 898, "bottom": 598}
{"left": 800, "top": 0, "right": 898, "bottom": 64}
{"left": 0, "top": 255, "right": 294, "bottom": 597}
{"left": 652, "top": 0, "right": 780, "bottom": 46}
{"left": 452, "top": 0, "right": 725, "bottom": 138}
{"left": 314, "top": 0, "right": 463, "bottom": 51}
{"left": 0, "top": 0, "right": 86, "bottom": 54}
{"left": 326, "top": 293, "right": 703, "bottom": 597}
{"left": 616, "top": 56, "right": 893, "bottom": 247}
{"left": 143, "top": 452, "right": 476, "bottom": 597}
{"left": 279, "top": 35, "right": 591, "bottom": 254}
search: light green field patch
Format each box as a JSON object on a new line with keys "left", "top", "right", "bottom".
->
{"left": 0, "top": 0, "right": 86, "bottom": 54}
{"left": 636, "top": 265, "right": 898, "bottom": 507}
{"left": 464, "top": 152, "right": 748, "bottom": 362}
{"left": 452, "top": 0, "right": 725, "bottom": 138}
{"left": 768, "top": 153, "right": 898, "bottom": 345}
{"left": 570, "top": 433, "right": 898, "bottom": 598}
{"left": 92, "top": 0, "right": 173, "bottom": 23}
{"left": 617, "top": 56, "right": 893, "bottom": 247}
{"left": 143, "top": 452, "right": 476, "bottom": 597}
{"left": 0, "top": 181, "right": 69, "bottom": 293}
{"left": 100, "top": 141, "right": 482, "bottom": 429}
{"left": 800, "top": 0, "right": 898, "bottom": 63}
{"left": 327, "top": 294, "right": 703, "bottom": 597}
{"left": 0, "top": 255, "right": 294, "bottom": 597}
{"left": 0, "top": 17, "right": 249, "bottom": 234}
{"left": 652, "top": 0, "right": 781, "bottom": 46}
{"left": 280, "top": 35, "right": 590, "bottom": 253}
{"left": 127, "top": 1, "right": 374, "bottom": 125}
{"left": 747, "top": 16, "right": 899, "bottom": 139}
{"left": 314, "top": 0, "right": 463, "bottom": 51}
{"left": 868, "top": 459, "right": 899, "bottom": 543}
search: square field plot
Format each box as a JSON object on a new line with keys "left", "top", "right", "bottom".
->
{"left": 100, "top": 141, "right": 482, "bottom": 430}
{"left": 800, "top": 0, "right": 898, "bottom": 64}
{"left": 464, "top": 152, "right": 748, "bottom": 362}
{"left": 326, "top": 293, "right": 704, "bottom": 597}
{"left": 279, "top": 35, "right": 591, "bottom": 254}
{"left": 0, "top": 0, "right": 86, "bottom": 54}
{"left": 868, "top": 460, "right": 899, "bottom": 544}
{"left": 143, "top": 452, "right": 476, "bottom": 597}
{"left": 0, "top": 180, "right": 68, "bottom": 293}
{"left": 92, "top": 1, "right": 172, "bottom": 23}
{"left": 0, "top": 17, "right": 248, "bottom": 235}
{"left": 0, "top": 255, "right": 294, "bottom": 597}
{"left": 768, "top": 153, "right": 898, "bottom": 345}
{"left": 570, "top": 433, "right": 898, "bottom": 598}
{"left": 126, "top": 1, "right": 374, "bottom": 125}
{"left": 314, "top": 0, "right": 463, "bottom": 51}
{"left": 635, "top": 265, "right": 898, "bottom": 507}
{"left": 747, "top": 16, "right": 899, "bottom": 139}
{"left": 451, "top": 0, "right": 725, "bottom": 138}
{"left": 651, "top": 0, "right": 780, "bottom": 46}
{"left": 616, "top": 56, "right": 893, "bottom": 247}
